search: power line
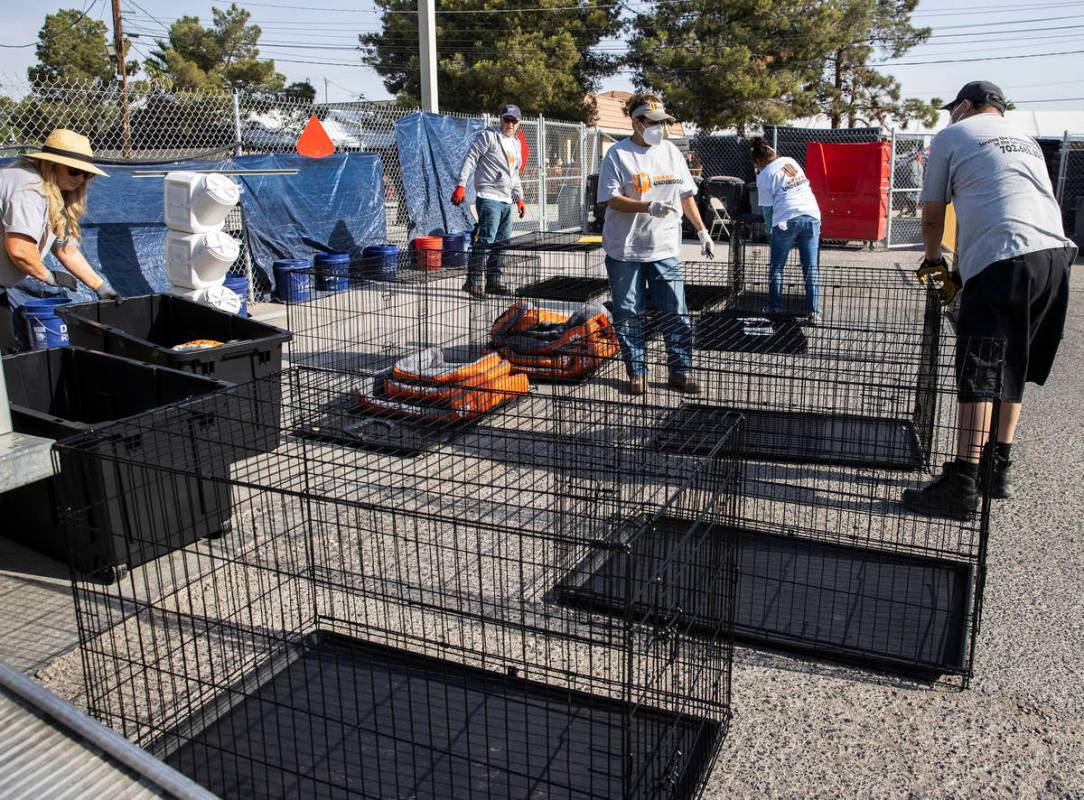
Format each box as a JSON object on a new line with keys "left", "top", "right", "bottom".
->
{"left": 1, "top": 0, "right": 102, "bottom": 48}
{"left": 875, "top": 46, "right": 1084, "bottom": 66}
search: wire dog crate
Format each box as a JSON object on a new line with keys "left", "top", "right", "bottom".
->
{"left": 57, "top": 370, "right": 742, "bottom": 800}
{"left": 285, "top": 254, "right": 544, "bottom": 373}
{"left": 481, "top": 231, "right": 608, "bottom": 300}
{"left": 553, "top": 313, "right": 1005, "bottom": 683}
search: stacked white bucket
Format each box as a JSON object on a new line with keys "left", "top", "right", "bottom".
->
{"left": 163, "top": 171, "right": 244, "bottom": 314}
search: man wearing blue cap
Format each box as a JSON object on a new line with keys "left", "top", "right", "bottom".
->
{"left": 452, "top": 103, "right": 527, "bottom": 298}
{"left": 902, "top": 80, "right": 1075, "bottom": 519}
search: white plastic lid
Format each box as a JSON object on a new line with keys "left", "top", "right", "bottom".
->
{"left": 203, "top": 285, "right": 243, "bottom": 315}
{"left": 202, "top": 230, "right": 241, "bottom": 262}
{"left": 202, "top": 173, "right": 240, "bottom": 206}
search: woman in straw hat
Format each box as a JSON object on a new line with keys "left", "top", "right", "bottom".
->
{"left": 1, "top": 128, "right": 118, "bottom": 351}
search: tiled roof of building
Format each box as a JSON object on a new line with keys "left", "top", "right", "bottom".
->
{"left": 591, "top": 90, "right": 686, "bottom": 137}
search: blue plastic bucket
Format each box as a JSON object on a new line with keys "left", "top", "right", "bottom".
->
{"left": 441, "top": 233, "right": 470, "bottom": 268}
{"left": 22, "top": 297, "right": 72, "bottom": 350}
{"left": 361, "top": 244, "right": 399, "bottom": 281}
{"left": 224, "top": 273, "right": 249, "bottom": 317}
{"left": 273, "top": 258, "right": 312, "bottom": 303}
{"left": 314, "top": 252, "right": 350, "bottom": 292}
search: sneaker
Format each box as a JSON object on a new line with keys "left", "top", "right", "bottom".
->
{"left": 807, "top": 312, "right": 821, "bottom": 326}
{"left": 486, "top": 282, "right": 512, "bottom": 296}
{"left": 628, "top": 375, "right": 647, "bottom": 396}
{"left": 667, "top": 374, "right": 701, "bottom": 395}
{"left": 463, "top": 281, "right": 485, "bottom": 300}
{"left": 901, "top": 461, "right": 979, "bottom": 520}
{"left": 978, "top": 444, "right": 1015, "bottom": 499}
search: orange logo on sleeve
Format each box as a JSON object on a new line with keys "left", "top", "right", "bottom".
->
{"left": 782, "top": 164, "right": 798, "bottom": 178}
{"left": 632, "top": 172, "right": 653, "bottom": 193}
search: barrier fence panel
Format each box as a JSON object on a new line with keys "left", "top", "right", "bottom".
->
{"left": 887, "top": 132, "right": 932, "bottom": 249}
{"left": 1055, "top": 133, "right": 1084, "bottom": 245}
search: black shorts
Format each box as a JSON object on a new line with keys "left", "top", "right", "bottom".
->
{"left": 955, "top": 246, "right": 1072, "bottom": 403}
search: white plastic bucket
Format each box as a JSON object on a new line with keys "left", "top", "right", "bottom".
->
{"left": 165, "top": 229, "right": 240, "bottom": 289}
{"left": 163, "top": 171, "right": 240, "bottom": 233}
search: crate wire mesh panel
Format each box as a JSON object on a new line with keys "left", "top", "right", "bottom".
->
{"left": 285, "top": 254, "right": 544, "bottom": 374}
{"left": 553, "top": 312, "right": 1005, "bottom": 682}
{"left": 57, "top": 370, "right": 741, "bottom": 800}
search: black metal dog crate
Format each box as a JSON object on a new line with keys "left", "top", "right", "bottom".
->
{"left": 57, "top": 370, "right": 741, "bottom": 799}
{"left": 285, "top": 254, "right": 545, "bottom": 374}
{"left": 553, "top": 318, "right": 1005, "bottom": 684}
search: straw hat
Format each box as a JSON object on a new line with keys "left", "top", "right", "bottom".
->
{"left": 24, "top": 129, "right": 109, "bottom": 177}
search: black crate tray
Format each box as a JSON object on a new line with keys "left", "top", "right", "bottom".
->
{"left": 516, "top": 276, "right": 609, "bottom": 302}
{"left": 695, "top": 311, "right": 808, "bottom": 354}
{"left": 683, "top": 284, "right": 731, "bottom": 313}
{"left": 652, "top": 403, "right": 924, "bottom": 469}
{"left": 162, "top": 631, "right": 721, "bottom": 800}
{"left": 292, "top": 391, "right": 520, "bottom": 456}
{"left": 555, "top": 519, "right": 972, "bottom": 676}
{"left": 725, "top": 290, "right": 811, "bottom": 317}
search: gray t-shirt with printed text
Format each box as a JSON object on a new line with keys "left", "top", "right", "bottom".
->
{"left": 920, "top": 113, "right": 1074, "bottom": 283}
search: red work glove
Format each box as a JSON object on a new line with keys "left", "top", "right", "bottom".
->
{"left": 451, "top": 185, "right": 466, "bottom": 205}
{"left": 516, "top": 199, "right": 526, "bottom": 218}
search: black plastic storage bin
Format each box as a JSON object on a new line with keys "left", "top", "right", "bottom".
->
{"left": 56, "top": 294, "right": 289, "bottom": 454}
{"left": 1, "top": 347, "right": 233, "bottom": 581}
{"left": 55, "top": 294, "right": 291, "bottom": 383}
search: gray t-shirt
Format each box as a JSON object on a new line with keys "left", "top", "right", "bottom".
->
{"left": 0, "top": 162, "right": 56, "bottom": 288}
{"left": 920, "top": 113, "right": 1074, "bottom": 282}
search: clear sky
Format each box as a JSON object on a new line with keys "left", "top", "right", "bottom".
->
{"left": 3, "top": 0, "right": 1083, "bottom": 112}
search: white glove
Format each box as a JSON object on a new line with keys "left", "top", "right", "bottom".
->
{"left": 648, "top": 201, "right": 678, "bottom": 219}
{"left": 697, "top": 228, "right": 715, "bottom": 259}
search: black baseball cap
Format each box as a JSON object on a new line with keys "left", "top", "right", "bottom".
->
{"left": 942, "top": 81, "right": 1006, "bottom": 111}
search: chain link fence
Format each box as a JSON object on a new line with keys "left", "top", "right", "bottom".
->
{"left": 1055, "top": 133, "right": 1084, "bottom": 247}
{"left": 0, "top": 75, "right": 589, "bottom": 246}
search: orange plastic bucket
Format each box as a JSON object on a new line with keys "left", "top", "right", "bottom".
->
{"left": 414, "top": 235, "right": 443, "bottom": 271}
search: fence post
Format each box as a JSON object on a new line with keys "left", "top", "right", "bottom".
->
{"left": 771, "top": 126, "right": 778, "bottom": 151}
{"left": 538, "top": 115, "right": 547, "bottom": 233}
{"left": 1056, "top": 130, "right": 1070, "bottom": 206}
{"left": 579, "top": 122, "right": 588, "bottom": 232}
{"left": 232, "top": 91, "right": 244, "bottom": 157}
{"left": 885, "top": 129, "right": 896, "bottom": 249}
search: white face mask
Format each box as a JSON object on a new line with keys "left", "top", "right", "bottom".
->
{"left": 641, "top": 121, "right": 665, "bottom": 146}
{"left": 949, "top": 100, "right": 971, "bottom": 126}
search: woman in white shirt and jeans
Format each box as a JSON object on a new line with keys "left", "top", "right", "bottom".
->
{"left": 597, "top": 93, "right": 715, "bottom": 395}
{"left": 752, "top": 137, "right": 822, "bottom": 323}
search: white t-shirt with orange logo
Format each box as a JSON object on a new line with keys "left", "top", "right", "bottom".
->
{"left": 598, "top": 137, "right": 697, "bottom": 261}
{"left": 756, "top": 156, "right": 820, "bottom": 230}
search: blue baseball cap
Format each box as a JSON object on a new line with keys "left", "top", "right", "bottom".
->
{"left": 498, "top": 104, "right": 522, "bottom": 120}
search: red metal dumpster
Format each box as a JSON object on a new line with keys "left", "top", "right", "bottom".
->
{"left": 805, "top": 141, "right": 891, "bottom": 241}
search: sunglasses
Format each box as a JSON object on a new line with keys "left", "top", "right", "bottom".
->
{"left": 501, "top": 116, "right": 520, "bottom": 124}
{"left": 62, "top": 164, "right": 91, "bottom": 179}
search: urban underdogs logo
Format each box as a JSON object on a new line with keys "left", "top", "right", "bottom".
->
{"left": 779, "top": 162, "right": 810, "bottom": 192}
{"left": 632, "top": 172, "right": 683, "bottom": 193}
{"left": 980, "top": 136, "right": 1043, "bottom": 160}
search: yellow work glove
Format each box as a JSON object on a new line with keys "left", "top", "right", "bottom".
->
{"left": 916, "top": 256, "right": 962, "bottom": 305}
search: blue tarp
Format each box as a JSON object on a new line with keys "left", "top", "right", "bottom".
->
{"left": 394, "top": 112, "right": 484, "bottom": 240}
{"left": 236, "top": 152, "right": 387, "bottom": 286}
{"left": 1, "top": 151, "right": 387, "bottom": 309}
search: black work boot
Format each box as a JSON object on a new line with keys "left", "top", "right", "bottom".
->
{"left": 462, "top": 280, "right": 485, "bottom": 300}
{"left": 902, "top": 461, "right": 979, "bottom": 520}
{"left": 978, "top": 444, "right": 1015, "bottom": 499}
{"left": 486, "top": 282, "right": 512, "bottom": 296}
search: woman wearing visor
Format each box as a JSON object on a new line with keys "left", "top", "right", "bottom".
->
{"left": 597, "top": 92, "right": 714, "bottom": 395}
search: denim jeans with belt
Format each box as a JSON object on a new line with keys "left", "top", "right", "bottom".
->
{"left": 468, "top": 197, "right": 514, "bottom": 285}
{"left": 604, "top": 255, "right": 693, "bottom": 378}
{"left": 768, "top": 214, "right": 821, "bottom": 314}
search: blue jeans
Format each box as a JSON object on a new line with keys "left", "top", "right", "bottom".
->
{"left": 605, "top": 256, "right": 693, "bottom": 378}
{"left": 768, "top": 214, "right": 821, "bottom": 314}
{"left": 468, "top": 197, "right": 514, "bottom": 285}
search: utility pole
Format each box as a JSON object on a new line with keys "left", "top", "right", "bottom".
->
{"left": 418, "top": 0, "right": 438, "bottom": 113}
{"left": 110, "top": 0, "right": 132, "bottom": 157}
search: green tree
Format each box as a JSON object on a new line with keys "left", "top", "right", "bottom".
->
{"left": 360, "top": 0, "right": 622, "bottom": 122}
{"left": 28, "top": 8, "right": 139, "bottom": 86}
{"left": 146, "top": 4, "right": 285, "bottom": 93}
{"left": 818, "top": 0, "right": 939, "bottom": 128}
{"left": 283, "top": 80, "right": 318, "bottom": 104}
{"left": 626, "top": 0, "right": 847, "bottom": 135}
